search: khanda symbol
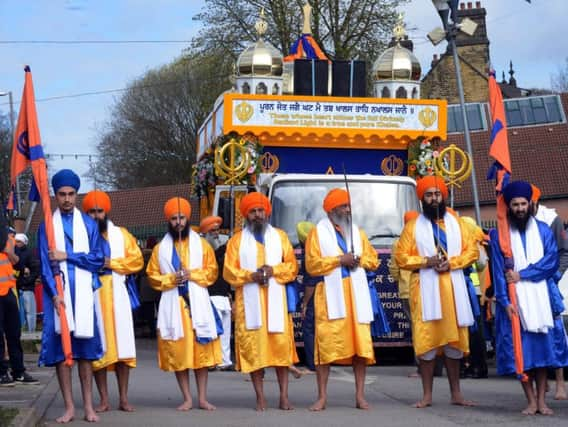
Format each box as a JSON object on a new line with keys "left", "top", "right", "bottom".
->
{"left": 435, "top": 144, "right": 472, "bottom": 188}
{"left": 17, "top": 131, "right": 30, "bottom": 159}
{"left": 418, "top": 107, "right": 437, "bottom": 129}
{"left": 215, "top": 139, "right": 251, "bottom": 184}
{"left": 260, "top": 152, "right": 279, "bottom": 173}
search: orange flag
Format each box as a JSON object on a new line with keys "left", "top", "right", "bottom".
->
{"left": 488, "top": 71, "right": 526, "bottom": 382}
{"left": 13, "top": 66, "right": 73, "bottom": 366}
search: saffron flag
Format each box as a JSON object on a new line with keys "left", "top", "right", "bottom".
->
{"left": 11, "top": 66, "right": 73, "bottom": 366}
{"left": 487, "top": 70, "right": 526, "bottom": 382}
{"left": 284, "top": 34, "right": 328, "bottom": 62}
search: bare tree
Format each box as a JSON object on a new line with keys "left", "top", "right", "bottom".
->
{"left": 0, "top": 114, "right": 12, "bottom": 208}
{"left": 551, "top": 57, "right": 568, "bottom": 93}
{"left": 93, "top": 51, "right": 232, "bottom": 189}
{"left": 192, "top": 0, "right": 405, "bottom": 62}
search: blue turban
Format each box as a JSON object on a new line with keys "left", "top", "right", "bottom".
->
{"left": 51, "top": 169, "right": 80, "bottom": 193}
{"left": 503, "top": 180, "right": 532, "bottom": 204}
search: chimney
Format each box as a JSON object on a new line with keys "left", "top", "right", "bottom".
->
{"left": 460, "top": 3, "right": 466, "bottom": 10}
{"left": 475, "top": 1, "right": 481, "bottom": 8}
{"left": 467, "top": 2, "right": 473, "bottom": 9}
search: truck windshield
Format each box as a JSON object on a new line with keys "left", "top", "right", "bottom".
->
{"left": 270, "top": 180, "right": 420, "bottom": 248}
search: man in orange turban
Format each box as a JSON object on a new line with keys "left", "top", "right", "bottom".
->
{"left": 200, "top": 216, "right": 233, "bottom": 371}
{"left": 223, "top": 192, "right": 298, "bottom": 410}
{"left": 395, "top": 178, "right": 477, "bottom": 408}
{"left": 82, "top": 190, "right": 143, "bottom": 413}
{"left": 146, "top": 197, "right": 221, "bottom": 411}
{"left": 304, "top": 188, "right": 379, "bottom": 411}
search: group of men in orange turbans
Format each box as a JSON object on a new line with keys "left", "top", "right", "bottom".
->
{"left": 38, "top": 168, "right": 568, "bottom": 423}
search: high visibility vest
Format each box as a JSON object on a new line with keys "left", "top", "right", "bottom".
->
{"left": 0, "top": 237, "right": 16, "bottom": 296}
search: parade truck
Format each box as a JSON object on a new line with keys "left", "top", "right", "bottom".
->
{"left": 194, "top": 92, "right": 448, "bottom": 350}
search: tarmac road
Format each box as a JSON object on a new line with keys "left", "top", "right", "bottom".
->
{"left": 39, "top": 338, "right": 568, "bottom": 426}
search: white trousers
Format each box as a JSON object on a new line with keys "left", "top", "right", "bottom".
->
{"left": 210, "top": 296, "right": 232, "bottom": 366}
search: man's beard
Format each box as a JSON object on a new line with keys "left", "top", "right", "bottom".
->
{"left": 205, "top": 233, "right": 221, "bottom": 250}
{"left": 329, "top": 210, "right": 352, "bottom": 245}
{"left": 422, "top": 199, "right": 447, "bottom": 222}
{"left": 97, "top": 216, "right": 108, "bottom": 234}
{"left": 168, "top": 222, "right": 190, "bottom": 240}
{"left": 246, "top": 218, "right": 267, "bottom": 236}
{"left": 508, "top": 209, "right": 530, "bottom": 231}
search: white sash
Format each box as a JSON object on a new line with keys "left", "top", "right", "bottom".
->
{"left": 415, "top": 213, "right": 474, "bottom": 327}
{"left": 157, "top": 231, "right": 218, "bottom": 341}
{"left": 239, "top": 225, "right": 285, "bottom": 332}
{"left": 511, "top": 217, "right": 554, "bottom": 333}
{"left": 107, "top": 222, "right": 136, "bottom": 359}
{"left": 316, "top": 218, "right": 373, "bottom": 324}
{"left": 52, "top": 208, "right": 94, "bottom": 338}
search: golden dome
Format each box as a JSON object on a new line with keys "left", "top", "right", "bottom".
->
{"left": 372, "top": 14, "right": 421, "bottom": 81}
{"left": 236, "top": 9, "right": 283, "bottom": 77}
{"left": 373, "top": 43, "right": 421, "bottom": 82}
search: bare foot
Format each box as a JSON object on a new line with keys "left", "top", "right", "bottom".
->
{"left": 199, "top": 400, "right": 216, "bottom": 411}
{"left": 118, "top": 402, "right": 135, "bottom": 412}
{"left": 256, "top": 397, "right": 267, "bottom": 412}
{"left": 177, "top": 400, "right": 193, "bottom": 411}
{"left": 290, "top": 368, "right": 302, "bottom": 379}
{"left": 279, "top": 398, "right": 294, "bottom": 410}
{"left": 451, "top": 393, "right": 476, "bottom": 407}
{"left": 521, "top": 404, "right": 537, "bottom": 415}
{"left": 84, "top": 409, "right": 100, "bottom": 423}
{"left": 309, "top": 398, "right": 326, "bottom": 411}
{"left": 554, "top": 389, "right": 568, "bottom": 400}
{"left": 537, "top": 404, "right": 554, "bottom": 415}
{"left": 356, "top": 398, "right": 370, "bottom": 410}
{"left": 55, "top": 409, "right": 75, "bottom": 424}
{"left": 413, "top": 400, "right": 432, "bottom": 408}
{"left": 94, "top": 403, "right": 110, "bottom": 413}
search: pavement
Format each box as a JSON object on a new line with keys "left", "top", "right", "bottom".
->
{"left": 4, "top": 337, "right": 568, "bottom": 426}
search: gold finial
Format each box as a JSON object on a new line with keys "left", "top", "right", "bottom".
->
{"left": 393, "top": 12, "right": 406, "bottom": 41}
{"left": 255, "top": 8, "right": 268, "bottom": 38}
{"left": 302, "top": 2, "right": 313, "bottom": 34}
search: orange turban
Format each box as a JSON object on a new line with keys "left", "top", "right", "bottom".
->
{"left": 531, "top": 185, "right": 541, "bottom": 202}
{"left": 82, "top": 190, "right": 111, "bottom": 213}
{"left": 239, "top": 192, "right": 271, "bottom": 217}
{"left": 403, "top": 210, "right": 419, "bottom": 224}
{"left": 323, "top": 188, "right": 349, "bottom": 213}
{"left": 199, "top": 216, "right": 222, "bottom": 233}
{"left": 163, "top": 197, "right": 191, "bottom": 220}
{"left": 416, "top": 176, "right": 448, "bottom": 200}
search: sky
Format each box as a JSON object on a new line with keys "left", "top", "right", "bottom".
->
{"left": 0, "top": 0, "right": 566, "bottom": 193}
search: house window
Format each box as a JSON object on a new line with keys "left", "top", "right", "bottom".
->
{"left": 272, "top": 83, "right": 279, "bottom": 95}
{"left": 395, "top": 86, "right": 407, "bottom": 99}
{"left": 504, "top": 95, "right": 564, "bottom": 127}
{"left": 241, "top": 82, "right": 250, "bottom": 94}
{"left": 447, "top": 103, "right": 487, "bottom": 133}
{"left": 381, "top": 86, "right": 391, "bottom": 98}
{"left": 411, "top": 87, "right": 418, "bottom": 99}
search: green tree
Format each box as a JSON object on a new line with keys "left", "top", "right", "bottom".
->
{"left": 192, "top": 0, "right": 405, "bottom": 62}
{"left": 93, "top": 51, "right": 232, "bottom": 189}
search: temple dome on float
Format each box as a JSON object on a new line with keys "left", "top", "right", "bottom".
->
{"left": 372, "top": 14, "right": 422, "bottom": 100}
{"left": 372, "top": 17, "right": 421, "bottom": 82}
{"left": 236, "top": 10, "right": 283, "bottom": 77}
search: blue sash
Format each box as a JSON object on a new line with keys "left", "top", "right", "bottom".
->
{"left": 170, "top": 243, "right": 222, "bottom": 344}
{"left": 366, "top": 270, "right": 391, "bottom": 337}
{"left": 335, "top": 230, "right": 350, "bottom": 278}
{"left": 431, "top": 221, "right": 448, "bottom": 255}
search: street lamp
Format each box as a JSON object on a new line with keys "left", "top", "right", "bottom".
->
{"left": 429, "top": 0, "right": 482, "bottom": 224}
{"left": 0, "top": 90, "right": 22, "bottom": 215}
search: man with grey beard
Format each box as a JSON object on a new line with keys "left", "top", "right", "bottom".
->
{"left": 200, "top": 216, "right": 233, "bottom": 371}
{"left": 305, "top": 188, "right": 379, "bottom": 411}
{"left": 223, "top": 192, "right": 298, "bottom": 411}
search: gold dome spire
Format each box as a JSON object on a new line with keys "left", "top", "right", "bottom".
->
{"left": 237, "top": 9, "right": 283, "bottom": 77}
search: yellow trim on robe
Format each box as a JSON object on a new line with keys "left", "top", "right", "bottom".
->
{"left": 223, "top": 228, "right": 299, "bottom": 373}
{"left": 305, "top": 227, "right": 379, "bottom": 366}
{"left": 394, "top": 215, "right": 478, "bottom": 357}
{"left": 146, "top": 236, "right": 222, "bottom": 371}
{"left": 93, "top": 227, "right": 144, "bottom": 371}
